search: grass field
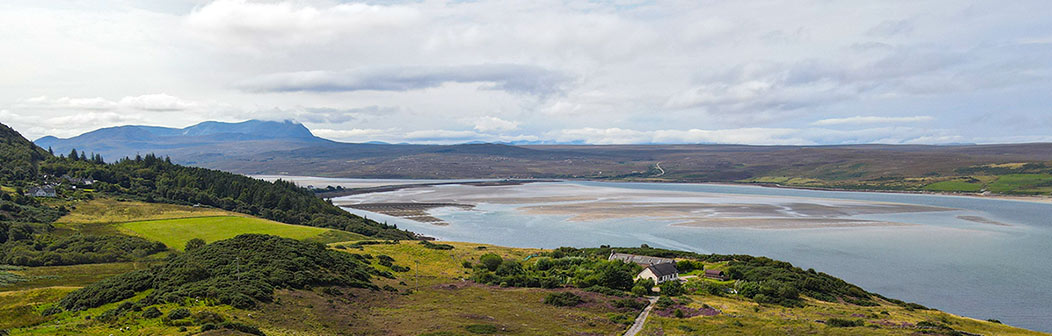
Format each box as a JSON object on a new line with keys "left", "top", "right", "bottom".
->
{"left": 118, "top": 216, "right": 366, "bottom": 251}
{"left": 923, "top": 180, "right": 984, "bottom": 192}
{"left": 58, "top": 198, "right": 238, "bottom": 225}
{"left": 986, "top": 174, "right": 1052, "bottom": 193}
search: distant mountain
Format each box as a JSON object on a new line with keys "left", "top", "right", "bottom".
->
{"left": 34, "top": 121, "right": 1052, "bottom": 193}
{"left": 35, "top": 120, "right": 330, "bottom": 163}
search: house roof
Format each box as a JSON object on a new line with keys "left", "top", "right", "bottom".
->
{"left": 646, "top": 263, "right": 679, "bottom": 277}
{"left": 704, "top": 269, "right": 725, "bottom": 276}
{"left": 609, "top": 253, "right": 674, "bottom": 266}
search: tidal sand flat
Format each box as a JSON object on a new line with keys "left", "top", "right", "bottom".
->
{"left": 337, "top": 182, "right": 950, "bottom": 229}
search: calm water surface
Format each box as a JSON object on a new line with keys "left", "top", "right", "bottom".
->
{"left": 333, "top": 180, "right": 1052, "bottom": 332}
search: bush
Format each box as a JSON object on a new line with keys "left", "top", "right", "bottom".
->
{"left": 655, "top": 296, "right": 674, "bottom": 309}
{"left": 464, "top": 324, "right": 499, "bottom": 334}
{"left": 184, "top": 238, "right": 206, "bottom": 251}
{"left": 611, "top": 298, "right": 647, "bottom": 310}
{"left": 167, "top": 308, "right": 191, "bottom": 320}
{"left": 659, "top": 280, "right": 684, "bottom": 296}
{"left": 543, "top": 292, "right": 583, "bottom": 307}
{"left": 60, "top": 235, "right": 379, "bottom": 310}
{"left": 479, "top": 253, "right": 502, "bottom": 271}
{"left": 674, "top": 308, "right": 685, "bottom": 318}
{"left": 142, "top": 306, "right": 162, "bottom": 318}
{"left": 193, "top": 310, "right": 225, "bottom": 324}
{"left": 419, "top": 241, "right": 454, "bottom": 250}
{"left": 827, "top": 318, "right": 864, "bottom": 327}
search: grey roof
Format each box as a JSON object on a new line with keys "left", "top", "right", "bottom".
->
{"left": 647, "top": 263, "right": 679, "bottom": 277}
{"left": 609, "top": 253, "right": 674, "bottom": 266}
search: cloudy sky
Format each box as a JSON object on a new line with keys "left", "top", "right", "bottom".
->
{"left": 1, "top": 0, "right": 1050, "bottom": 145}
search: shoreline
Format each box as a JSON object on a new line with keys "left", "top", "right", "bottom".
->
{"left": 281, "top": 174, "right": 1052, "bottom": 205}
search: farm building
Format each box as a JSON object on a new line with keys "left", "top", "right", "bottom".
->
{"left": 704, "top": 269, "right": 729, "bottom": 281}
{"left": 637, "top": 263, "right": 679, "bottom": 284}
{"left": 25, "top": 186, "right": 56, "bottom": 197}
{"left": 608, "top": 252, "right": 675, "bottom": 267}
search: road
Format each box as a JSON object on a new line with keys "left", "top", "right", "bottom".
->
{"left": 654, "top": 162, "right": 665, "bottom": 176}
{"left": 623, "top": 296, "right": 658, "bottom": 336}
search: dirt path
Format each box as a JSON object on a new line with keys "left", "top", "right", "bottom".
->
{"left": 654, "top": 162, "right": 665, "bottom": 176}
{"left": 623, "top": 296, "right": 658, "bottom": 336}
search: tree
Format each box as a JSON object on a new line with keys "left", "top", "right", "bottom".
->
{"left": 659, "top": 280, "right": 684, "bottom": 296}
{"left": 479, "top": 253, "right": 502, "bottom": 271}
{"left": 69, "top": 148, "right": 79, "bottom": 161}
{"left": 185, "top": 238, "right": 206, "bottom": 251}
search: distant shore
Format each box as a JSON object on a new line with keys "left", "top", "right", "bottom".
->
{"left": 261, "top": 174, "right": 1052, "bottom": 205}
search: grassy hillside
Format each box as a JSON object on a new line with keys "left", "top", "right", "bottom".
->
{"left": 118, "top": 216, "right": 365, "bottom": 251}
{"left": 2, "top": 238, "right": 1045, "bottom": 335}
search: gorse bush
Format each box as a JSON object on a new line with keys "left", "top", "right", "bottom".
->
{"left": 0, "top": 233, "right": 166, "bottom": 266}
{"left": 59, "top": 234, "right": 380, "bottom": 311}
{"left": 543, "top": 292, "right": 584, "bottom": 306}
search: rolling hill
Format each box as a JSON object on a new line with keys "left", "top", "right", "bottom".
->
{"left": 34, "top": 120, "right": 1052, "bottom": 194}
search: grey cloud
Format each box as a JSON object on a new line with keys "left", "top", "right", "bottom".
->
{"left": 239, "top": 64, "right": 571, "bottom": 97}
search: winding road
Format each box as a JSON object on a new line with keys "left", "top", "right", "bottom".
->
{"left": 623, "top": 296, "right": 658, "bottom": 336}
{"left": 654, "top": 162, "right": 665, "bottom": 177}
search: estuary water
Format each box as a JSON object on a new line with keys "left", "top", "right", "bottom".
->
{"left": 309, "top": 178, "right": 1052, "bottom": 332}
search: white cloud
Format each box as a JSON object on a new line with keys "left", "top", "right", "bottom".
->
{"left": 310, "top": 128, "right": 389, "bottom": 141}
{"left": 473, "top": 116, "right": 518, "bottom": 132}
{"left": 185, "top": 0, "right": 420, "bottom": 48}
{"left": 1, "top": 0, "right": 1050, "bottom": 144}
{"left": 118, "top": 94, "right": 197, "bottom": 111}
{"left": 812, "top": 116, "right": 935, "bottom": 126}
{"left": 20, "top": 94, "right": 197, "bottom": 112}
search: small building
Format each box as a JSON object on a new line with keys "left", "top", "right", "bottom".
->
{"left": 609, "top": 253, "right": 675, "bottom": 267}
{"left": 25, "top": 186, "right": 57, "bottom": 197}
{"left": 62, "top": 175, "right": 94, "bottom": 185}
{"left": 637, "top": 263, "right": 679, "bottom": 284}
{"left": 703, "top": 269, "right": 729, "bottom": 281}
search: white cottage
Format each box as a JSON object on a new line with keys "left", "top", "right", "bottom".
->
{"left": 636, "top": 263, "right": 679, "bottom": 284}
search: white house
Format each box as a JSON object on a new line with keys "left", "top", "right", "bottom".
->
{"left": 636, "top": 263, "right": 679, "bottom": 284}
{"left": 25, "top": 186, "right": 57, "bottom": 197}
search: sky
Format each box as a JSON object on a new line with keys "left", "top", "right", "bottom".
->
{"left": 1, "top": 0, "right": 1050, "bottom": 145}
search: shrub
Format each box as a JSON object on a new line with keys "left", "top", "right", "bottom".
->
{"left": 655, "top": 296, "right": 674, "bottom": 309}
{"left": 167, "top": 307, "right": 191, "bottom": 320}
{"left": 584, "top": 285, "right": 626, "bottom": 296}
{"left": 142, "top": 306, "right": 162, "bottom": 318}
{"left": 185, "top": 238, "right": 206, "bottom": 251}
{"left": 419, "top": 241, "right": 454, "bottom": 250}
{"left": 60, "top": 234, "right": 379, "bottom": 310}
{"left": 827, "top": 318, "right": 864, "bottom": 327}
{"left": 543, "top": 292, "right": 583, "bottom": 307}
{"left": 479, "top": 253, "right": 502, "bottom": 271}
{"left": 464, "top": 324, "right": 499, "bottom": 334}
{"left": 40, "top": 305, "right": 62, "bottom": 316}
{"left": 611, "top": 298, "right": 647, "bottom": 310}
{"left": 659, "top": 280, "right": 684, "bottom": 296}
{"left": 193, "top": 310, "right": 225, "bottom": 324}
{"left": 462, "top": 261, "right": 473, "bottom": 269}
{"left": 674, "top": 308, "right": 685, "bottom": 318}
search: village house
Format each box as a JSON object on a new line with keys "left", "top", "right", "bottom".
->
{"left": 637, "top": 263, "right": 679, "bottom": 284}
{"left": 608, "top": 252, "right": 675, "bottom": 267}
{"left": 25, "top": 186, "right": 57, "bottom": 197}
{"left": 704, "top": 269, "right": 729, "bottom": 281}
{"left": 62, "top": 175, "right": 94, "bottom": 185}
